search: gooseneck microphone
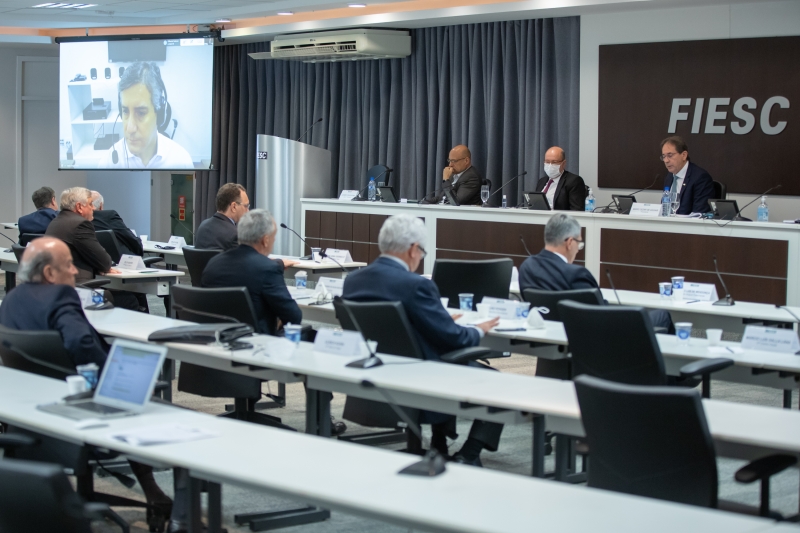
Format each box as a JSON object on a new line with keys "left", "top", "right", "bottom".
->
{"left": 712, "top": 255, "right": 734, "bottom": 306}
{"left": 352, "top": 167, "right": 393, "bottom": 202}
{"left": 320, "top": 250, "right": 350, "bottom": 273}
{"left": 775, "top": 305, "right": 800, "bottom": 324}
{"left": 110, "top": 113, "right": 121, "bottom": 165}
{"left": 519, "top": 234, "right": 532, "bottom": 256}
{"left": 335, "top": 298, "right": 383, "bottom": 369}
{"left": 605, "top": 269, "right": 622, "bottom": 305}
{"left": 719, "top": 184, "right": 782, "bottom": 225}
{"left": 0, "top": 232, "right": 15, "bottom": 252}
{"left": 483, "top": 171, "right": 528, "bottom": 207}
{"left": 295, "top": 117, "right": 323, "bottom": 143}
{"left": 169, "top": 214, "right": 195, "bottom": 237}
{"left": 280, "top": 223, "right": 313, "bottom": 260}
{"left": 361, "top": 380, "right": 446, "bottom": 476}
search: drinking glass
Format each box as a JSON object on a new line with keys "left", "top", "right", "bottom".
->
{"left": 480, "top": 185, "right": 490, "bottom": 205}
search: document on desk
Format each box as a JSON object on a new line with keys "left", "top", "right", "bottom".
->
{"left": 111, "top": 424, "right": 218, "bottom": 446}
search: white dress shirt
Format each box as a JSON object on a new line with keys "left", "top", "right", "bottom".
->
{"left": 543, "top": 172, "right": 563, "bottom": 210}
{"left": 99, "top": 133, "right": 195, "bottom": 169}
{"left": 671, "top": 161, "right": 689, "bottom": 197}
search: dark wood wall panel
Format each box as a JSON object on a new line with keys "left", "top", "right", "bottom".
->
{"left": 601, "top": 229, "right": 788, "bottom": 278}
{"left": 353, "top": 214, "right": 370, "bottom": 242}
{"left": 369, "top": 215, "right": 389, "bottom": 243}
{"left": 305, "top": 211, "right": 320, "bottom": 238}
{"left": 437, "top": 250, "right": 585, "bottom": 269}
{"left": 353, "top": 243, "right": 371, "bottom": 263}
{"left": 601, "top": 263, "right": 787, "bottom": 306}
{"left": 336, "top": 213, "right": 353, "bottom": 241}
{"left": 319, "top": 212, "right": 337, "bottom": 240}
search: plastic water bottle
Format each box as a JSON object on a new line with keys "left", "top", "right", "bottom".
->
{"left": 367, "top": 178, "right": 376, "bottom": 201}
{"left": 757, "top": 196, "right": 769, "bottom": 222}
{"left": 584, "top": 188, "right": 595, "bottom": 212}
{"left": 661, "top": 187, "right": 671, "bottom": 217}
{"left": 501, "top": 194, "right": 507, "bottom": 208}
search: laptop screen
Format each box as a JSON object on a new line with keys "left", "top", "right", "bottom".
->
{"left": 95, "top": 343, "right": 164, "bottom": 408}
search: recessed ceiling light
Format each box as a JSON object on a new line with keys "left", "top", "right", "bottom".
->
{"left": 32, "top": 2, "right": 96, "bottom": 7}
{"left": 276, "top": 11, "right": 293, "bottom": 15}
{"left": 348, "top": 3, "right": 366, "bottom": 7}
{"left": 215, "top": 18, "right": 231, "bottom": 22}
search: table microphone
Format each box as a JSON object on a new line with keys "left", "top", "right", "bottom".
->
{"left": 169, "top": 214, "right": 195, "bottom": 237}
{"left": 361, "top": 379, "right": 446, "bottom": 476}
{"left": 0, "top": 231, "right": 15, "bottom": 252}
{"left": 335, "top": 298, "right": 383, "bottom": 369}
{"left": 320, "top": 250, "right": 350, "bottom": 273}
{"left": 77, "top": 282, "right": 114, "bottom": 310}
{"left": 605, "top": 269, "right": 621, "bottom": 305}
{"left": 519, "top": 234, "right": 532, "bottom": 256}
{"left": 712, "top": 255, "right": 734, "bottom": 306}
{"left": 483, "top": 171, "right": 527, "bottom": 207}
{"left": 280, "top": 223, "right": 312, "bottom": 260}
{"left": 295, "top": 117, "right": 323, "bottom": 143}
{"left": 719, "top": 184, "right": 782, "bottom": 226}
{"left": 595, "top": 174, "right": 659, "bottom": 213}
{"left": 775, "top": 305, "right": 800, "bottom": 324}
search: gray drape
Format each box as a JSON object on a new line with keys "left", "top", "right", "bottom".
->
{"left": 195, "top": 17, "right": 580, "bottom": 220}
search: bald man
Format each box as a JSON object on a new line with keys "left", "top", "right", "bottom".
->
{"left": 534, "top": 147, "right": 587, "bottom": 211}
{"left": 424, "top": 145, "right": 484, "bottom": 205}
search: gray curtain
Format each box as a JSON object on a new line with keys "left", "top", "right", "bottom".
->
{"left": 196, "top": 17, "right": 580, "bottom": 220}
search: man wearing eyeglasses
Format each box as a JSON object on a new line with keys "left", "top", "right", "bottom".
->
{"left": 533, "top": 146, "right": 587, "bottom": 211}
{"left": 195, "top": 183, "right": 251, "bottom": 251}
{"left": 661, "top": 136, "right": 715, "bottom": 215}
{"left": 425, "top": 145, "right": 483, "bottom": 205}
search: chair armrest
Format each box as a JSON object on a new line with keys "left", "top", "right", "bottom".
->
{"left": 0, "top": 434, "right": 38, "bottom": 451}
{"left": 143, "top": 257, "right": 162, "bottom": 267}
{"left": 440, "top": 346, "right": 493, "bottom": 365}
{"left": 735, "top": 454, "right": 797, "bottom": 484}
{"left": 679, "top": 357, "right": 734, "bottom": 379}
{"left": 84, "top": 502, "right": 130, "bottom": 533}
{"left": 653, "top": 326, "right": 668, "bottom": 334}
{"left": 153, "top": 381, "right": 170, "bottom": 393}
{"left": 80, "top": 279, "right": 111, "bottom": 289}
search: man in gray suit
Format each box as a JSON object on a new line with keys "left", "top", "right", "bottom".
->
{"left": 195, "top": 183, "right": 250, "bottom": 251}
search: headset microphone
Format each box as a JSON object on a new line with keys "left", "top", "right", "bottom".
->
{"left": 110, "top": 113, "right": 121, "bottom": 165}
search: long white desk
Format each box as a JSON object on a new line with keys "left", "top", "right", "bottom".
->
{"left": 0, "top": 366, "right": 786, "bottom": 533}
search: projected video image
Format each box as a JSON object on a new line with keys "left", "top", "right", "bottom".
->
{"left": 59, "top": 37, "right": 213, "bottom": 170}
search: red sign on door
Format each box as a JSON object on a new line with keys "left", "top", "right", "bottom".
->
{"left": 178, "top": 195, "right": 186, "bottom": 221}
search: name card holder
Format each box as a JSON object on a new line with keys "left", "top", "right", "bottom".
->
{"left": 118, "top": 254, "right": 146, "bottom": 270}
{"left": 741, "top": 325, "right": 800, "bottom": 354}
{"left": 338, "top": 190, "right": 359, "bottom": 201}
{"left": 314, "top": 328, "right": 364, "bottom": 356}
{"left": 682, "top": 282, "right": 718, "bottom": 302}
{"left": 324, "top": 248, "right": 353, "bottom": 264}
{"left": 167, "top": 235, "right": 187, "bottom": 249}
{"left": 481, "top": 297, "right": 529, "bottom": 321}
{"left": 317, "top": 276, "right": 344, "bottom": 297}
{"left": 629, "top": 203, "right": 663, "bottom": 217}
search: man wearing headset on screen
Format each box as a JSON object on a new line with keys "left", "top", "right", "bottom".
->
{"left": 99, "top": 62, "right": 194, "bottom": 169}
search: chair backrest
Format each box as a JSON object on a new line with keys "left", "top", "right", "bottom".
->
{"left": 94, "top": 230, "right": 123, "bottom": 263}
{"left": 11, "top": 243, "right": 26, "bottom": 262}
{"left": 0, "top": 459, "right": 92, "bottom": 533}
{"left": 0, "top": 325, "right": 76, "bottom": 381}
{"left": 558, "top": 301, "right": 667, "bottom": 385}
{"left": 712, "top": 180, "right": 727, "bottom": 200}
{"left": 18, "top": 233, "right": 44, "bottom": 247}
{"left": 432, "top": 258, "right": 513, "bottom": 310}
{"left": 522, "top": 288, "right": 603, "bottom": 322}
{"left": 170, "top": 285, "right": 258, "bottom": 328}
{"left": 339, "top": 298, "right": 424, "bottom": 359}
{"left": 367, "top": 164, "right": 391, "bottom": 185}
{"left": 574, "top": 375, "right": 718, "bottom": 508}
{"left": 332, "top": 297, "right": 357, "bottom": 331}
{"left": 182, "top": 248, "right": 221, "bottom": 287}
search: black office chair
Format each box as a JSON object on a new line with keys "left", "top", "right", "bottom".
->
{"left": 18, "top": 233, "right": 43, "bottom": 246}
{"left": 182, "top": 247, "right": 221, "bottom": 287}
{"left": 170, "top": 285, "right": 291, "bottom": 430}
{"left": 575, "top": 374, "right": 796, "bottom": 518}
{"left": 522, "top": 288, "right": 603, "bottom": 322}
{"left": 558, "top": 301, "right": 733, "bottom": 395}
{"left": 367, "top": 164, "right": 392, "bottom": 185}
{"left": 432, "top": 258, "right": 514, "bottom": 310}
{"left": 95, "top": 230, "right": 160, "bottom": 267}
{"left": 11, "top": 243, "right": 26, "bottom": 263}
{"left": 0, "top": 458, "right": 129, "bottom": 533}
{"left": 712, "top": 180, "right": 727, "bottom": 200}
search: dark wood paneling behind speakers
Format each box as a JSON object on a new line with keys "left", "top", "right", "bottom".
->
{"left": 305, "top": 211, "right": 320, "bottom": 239}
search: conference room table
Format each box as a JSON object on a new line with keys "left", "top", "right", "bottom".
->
{"left": 85, "top": 308, "right": 800, "bottom": 480}
{"left": 0, "top": 366, "right": 787, "bottom": 533}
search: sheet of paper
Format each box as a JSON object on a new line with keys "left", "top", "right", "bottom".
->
{"left": 111, "top": 424, "right": 218, "bottom": 446}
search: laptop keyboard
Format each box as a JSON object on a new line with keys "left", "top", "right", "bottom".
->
{"left": 74, "top": 402, "right": 126, "bottom": 415}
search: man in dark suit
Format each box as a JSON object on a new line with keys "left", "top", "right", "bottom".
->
{"left": 202, "top": 209, "right": 301, "bottom": 335}
{"left": 195, "top": 183, "right": 249, "bottom": 251}
{"left": 17, "top": 186, "right": 58, "bottom": 236}
{"left": 533, "top": 146, "right": 587, "bottom": 211}
{"left": 90, "top": 191, "right": 144, "bottom": 256}
{"left": 661, "top": 136, "right": 715, "bottom": 215}
{"left": 0, "top": 236, "right": 175, "bottom": 530}
{"left": 342, "top": 214, "right": 502, "bottom": 466}
{"left": 424, "top": 145, "right": 483, "bottom": 205}
{"left": 45, "top": 187, "right": 117, "bottom": 284}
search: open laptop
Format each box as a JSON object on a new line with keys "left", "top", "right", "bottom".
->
{"left": 708, "top": 199, "right": 740, "bottom": 220}
{"left": 612, "top": 195, "right": 636, "bottom": 214}
{"left": 522, "top": 191, "right": 550, "bottom": 211}
{"left": 38, "top": 339, "right": 167, "bottom": 421}
{"left": 443, "top": 188, "right": 460, "bottom": 206}
{"left": 377, "top": 186, "right": 398, "bottom": 203}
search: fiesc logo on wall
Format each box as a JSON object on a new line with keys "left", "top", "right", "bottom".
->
{"left": 598, "top": 37, "right": 799, "bottom": 195}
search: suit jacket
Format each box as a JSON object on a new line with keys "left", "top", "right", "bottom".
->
{"left": 342, "top": 256, "right": 480, "bottom": 362}
{"left": 663, "top": 162, "right": 715, "bottom": 215}
{"left": 45, "top": 210, "right": 112, "bottom": 281}
{"left": 0, "top": 283, "right": 108, "bottom": 368}
{"left": 195, "top": 212, "right": 238, "bottom": 251}
{"left": 17, "top": 207, "right": 57, "bottom": 236}
{"left": 201, "top": 244, "right": 300, "bottom": 335}
{"left": 92, "top": 209, "right": 143, "bottom": 257}
{"left": 426, "top": 166, "right": 484, "bottom": 206}
{"left": 519, "top": 249, "right": 598, "bottom": 292}
{"left": 534, "top": 171, "right": 587, "bottom": 211}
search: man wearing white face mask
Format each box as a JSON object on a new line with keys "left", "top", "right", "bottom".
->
{"left": 533, "top": 146, "right": 587, "bottom": 211}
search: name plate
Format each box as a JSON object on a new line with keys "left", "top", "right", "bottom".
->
{"left": 482, "top": 297, "right": 529, "bottom": 320}
{"left": 682, "top": 282, "right": 718, "bottom": 302}
{"left": 629, "top": 203, "right": 663, "bottom": 217}
{"left": 339, "top": 190, "right": 359, "bottom": 201}
{"left": 317, "top": 276, "right": 344, "bottom": 297}
{"left": 741, "top": 325, "right": 800, "bottom": 354}
{"left": 314, "top": 328, "right": 363, "bottom": 356}
{"left": 167, "top": 235, "right": 187, "bottom": 249}
{"left": 118, "top": 254, "right": 146, "bottom": 270}
{"left": 324, "top": 248, "right": 353, "bottom": 264}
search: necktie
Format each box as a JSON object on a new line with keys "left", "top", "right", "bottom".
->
{"left": 542, "top": 179, "right": 554, "bottom": 193}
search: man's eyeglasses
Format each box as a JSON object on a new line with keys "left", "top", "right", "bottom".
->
{"left": 237, "top": 202, "right": 251, "bottom": 209}
{"left": 447, "top": 157, "right": 467, "bottom": 164}
{"left": 566, "top": 237, "right": 585, "bottom": 251}
{"left": 544, "top": 159, "right": 565, "bottom": 165}
{"left": 417, "top": 244, "right": 428, "bottom": 258}
{"left": 660, "top": 152, "right": 681, "bottom": 161}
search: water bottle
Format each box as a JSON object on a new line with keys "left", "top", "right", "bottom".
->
{"left": 584, "top": 188, "right": 595, "bottom": 212}
{"left": 757, "top": 196, "right": 769, "bottom": 222}
{"left": 501, "top": 194, "right": 507, "bottom": 208}
{"left": 367, "top": 178, "right": 376, "bottom": 201}
{"left": 661, "top": 187, "right": 671, "bottom": 217}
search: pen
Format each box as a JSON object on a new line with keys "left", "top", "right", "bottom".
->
{"left": 685, "top": 300, "right": 701, "bottom": 304}
{"left": 726, "top": 347, "right": 735, "bottom": 354}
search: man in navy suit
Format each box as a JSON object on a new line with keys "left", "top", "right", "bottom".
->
{"left": 661, "top": 136, "right": 715, "bottom": 215}
{"left": 17, "top": 186, "right": 58, "bottom": 236}
{"left": 343, "top": 214, "right": 502, "bottom": 466}
{"left": 195, "top": 183, "right": 250, "bottom": 251}
{"left": 202, "top": 209, "right": 301, "bottom": 335}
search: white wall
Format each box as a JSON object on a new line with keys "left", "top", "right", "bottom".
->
{"left": 86, "top": 170, "right": 151, "bottom": 236}
{"left": 579, "top": 0, "right": 800, "bottom": 221}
